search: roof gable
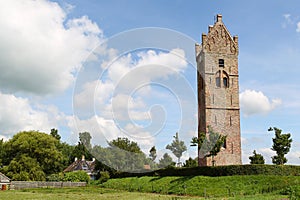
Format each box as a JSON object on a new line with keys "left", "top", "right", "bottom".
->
{"left": 202, "top": 14, "right": 238, "bottom": 55}
{"left": 0, "top": 172, "right": 10, "bottom": 183}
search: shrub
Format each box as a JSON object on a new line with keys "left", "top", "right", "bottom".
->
{"left": 111, "top": 164, "right": 300, "bottom": 178}
{"left": 99, "top": 171, "right": 110, "bottom": 183}
{"left": 63, "top": 171, "right": 90, "bottom": 183}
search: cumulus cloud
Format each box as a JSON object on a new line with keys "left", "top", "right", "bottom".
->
{"left": 240, "top": 90, "right": 282, "bottom": 116}
{"left": 0, "top": 92, "right": 65, "bottom": 138}
{"left": 0, "top": 0, "right": 103, "bottom": 94}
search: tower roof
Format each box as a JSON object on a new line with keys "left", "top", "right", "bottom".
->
{"left": 201, "top": 14, "right": 238, "bottom": 55}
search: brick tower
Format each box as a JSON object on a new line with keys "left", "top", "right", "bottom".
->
{"left": 195, "top": 14, "right": 242, "bottom": 166}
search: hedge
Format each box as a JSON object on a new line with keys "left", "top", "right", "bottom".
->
{"left": 111, "top": 164, "right": 300, "bottom": 178}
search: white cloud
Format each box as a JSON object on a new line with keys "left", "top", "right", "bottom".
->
{"left": 0, "top": 92, "right": 65, "bottom": 138}
{"left": 297, "top": 22, "right": 300, "bottom": 33}
{"left": 0, "top": 0, "right": 103, "bottom": 94}
{"left": 240, "top": 90, "right": 282, "bottom": 117}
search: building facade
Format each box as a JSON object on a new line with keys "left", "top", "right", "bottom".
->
{"left": 196, "top": 14, "right": 242, "bottom": 166}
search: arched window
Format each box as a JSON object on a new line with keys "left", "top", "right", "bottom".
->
{"left": 215, "top": 70, "right": 229, "bottom": 88}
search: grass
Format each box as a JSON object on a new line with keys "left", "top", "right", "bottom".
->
{"left": 0, "top": 175, "right": 299, "bottom": 199}
{"left": 0, "top": 186, "right": 202, "bottom": 200}
{"left": 102, "top": 175, "right": 300, "bottom": 199}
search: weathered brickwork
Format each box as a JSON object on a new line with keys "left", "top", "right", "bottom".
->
{"left": 196, "top": 14, "right": 242, "bottom": 166}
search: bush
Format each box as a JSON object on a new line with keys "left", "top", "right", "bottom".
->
{"left": 99, "top": 171, "right": 110, "bottom": 183}
{"left": 111, "top": 164, "right": 300, "bottom": 178}
{"left": 63, "top": 171, "right": 90, "bottom": 183}
{"left": 46, "top": 173, "right": 64, "bottom": 182}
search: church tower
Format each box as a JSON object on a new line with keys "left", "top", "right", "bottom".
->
{"left": 196, "top": 14, "right": 242, "bottom": 166}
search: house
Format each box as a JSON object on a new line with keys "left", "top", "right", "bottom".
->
{"left": 63, "top": 156, "right": 98, "bottom": 180}
{"left": 0, "top": 172, "right": 10, "bottom": 190}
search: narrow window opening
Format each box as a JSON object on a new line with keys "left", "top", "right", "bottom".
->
{"left": 212, "top": 94, "right": 214, "bottom": 104}
{"left": 230, "top": 116, "right": 232, "bottom": 126}
{"left": 215, "top": 116, "right": 217, "bottom": 125}
{"left": 223, "top": 77, "right": 228, "bottom": 88}
{"left": 222, "top": 139, "right": 227, "bottom": 149}
{"left": 216, "top": 77, "right": 221, "bottom": 87}
{"left": 219, "top": 59, "right": 224, "bottom": 67}
{"left": 230, "top": 95, "right": 233, "bottom": 105}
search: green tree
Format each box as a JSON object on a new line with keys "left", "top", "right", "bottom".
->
{"left": 166, "top": 132, "right": 187, "bottom": 165}
{"left": 79, "top": 132, "right": 92, "bottom": 150}
{"left": 149, "top": 146, "right": 157, "bottom": 162}
{"left": 50, "top": 128, "right": 61, "bottom": 140}
{"left": 249, "top": 150, "right": 265, "bottom": 164}
{"left": 3, "top": 155, "right": 46, "bottom": 181}
{"left": 268, "top": 127, "right": 292, "bottom": 165}
{"left": 4, "top": 131, "right": 64, "bottom": 177}
{"left": 108, "top": 137, "right": 142, "bottom": 153}
{"left": 191, "top": 126, "right": 226, "bottom": 166}
{"left": 0, "top": 138, "right": 4, "bottom": 167}
{"left": 158, "top": 153, "right": 175, "bottom": 168}
{"left": 183, "top": 157, "right": 197, "bottom": 167}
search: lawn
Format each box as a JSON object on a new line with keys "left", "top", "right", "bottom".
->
{"left": 102, "top": 175, "right": 300, "bottom": 199}
{"left": 0, "top": 186, "right": 291, "bottom": 200}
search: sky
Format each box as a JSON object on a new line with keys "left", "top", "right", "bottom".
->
{"left": 0, "top": 0, "right": 300, "bottom": 166}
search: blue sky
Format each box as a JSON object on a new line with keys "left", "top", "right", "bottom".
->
{"left": 0, "top": 0, "right": 300, "bottom": 165}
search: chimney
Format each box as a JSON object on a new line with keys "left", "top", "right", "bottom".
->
{"left": 75, "top": 157, "right": 78, "bottom": 162}
{"left": 216, "top": 14, "right": 222, "bottom": 22}
{"left": 82, "top": 155, "right": 85, "bottom": 161}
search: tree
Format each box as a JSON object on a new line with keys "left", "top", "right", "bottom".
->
{"left": 269, "top": 127, "right": 292, "bottom": 165}
{"left": 249, "top": 150, "right": 265, "bottom": 164}
{"left": 158, "top": 153, "right": 175, "bottom": 168}
{"left": 183, "top": 157, "right": 197, "bottom": 167}
{"left": 191, "top": 126, "right": 226, "bottom": 166}
{"left": 79, "top": 132, "right": 92, "bottom": 150}
{"left": 108, "top": 137, "right": 142, "bottom": 153}
{"left": 149, "top": 146, "right": 157, "bottom": 162}
{"left": 3, "top": 131, "right": 64, "bottom": 178}
{"left": 166, "top": 132, "right": 187, "bottom": 165}
{"left": 50, "top": 128, "right": 61, "bottom": 140}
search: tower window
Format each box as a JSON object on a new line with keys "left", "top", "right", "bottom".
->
{"left": 230, "top": 116, "right": 232, "bottom": 126}
{"left": 219, "top": 59, "right": 224, "bottom": 67}
{"left": 216, "top": 77, "right": 221, "bottom": 87}
{"left": 222, "top": 139, "right": 227, "bottom": 149}
{"left": 223, "top": 77, "right": 228, "bottom": 87}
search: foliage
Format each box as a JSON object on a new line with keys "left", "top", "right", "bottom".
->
{"left": 46, "top": 173, "right": 64, "bottom": 182}
{"left": 112, "top": 164, "right": 300, "bottom": 178}
{"left": 108, "top": 137, "right": 142, "bottom": 153}
{"left": 79, "top": 132, "right": 92, "bottom": 150}
{"left": 183, "top": 157, "right": 197, "bottom": 167}
{"left": 63, "top": 170, "right": 90, "bottom": 183}
{"left": 249, "top": 150, "right": 265, "bottom": 164}
{"left": 149, "top": 146, "right": 157, "bottom": 162}
{"left": 50, "top": 128, "right": 61, "bottom": 140}
{"left": 98, "top": 171, "right": 110, "bottom": 183}
{"left": 158, "top": 153, "right": 175, "bottom": 168}
{"left": 3, "top": 155, "right": 46, "bottom": 181}
{"left": 166, "top": 132, "right": 187, "bottom": 164}
{"left": 92, "top": 140, "right": 147, "bottom": 172}
{"left": 268, "top": 127, "right": 292, "bottom": 165}
{"left": 3, "top": 130, "right": 64, "bottom": 177}
{"left": 191, "top": 126, "right": 226, "bottom": 166}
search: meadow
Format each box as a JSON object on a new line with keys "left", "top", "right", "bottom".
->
{"left": 1, "top": 175, "right": 299, "bottom": 200}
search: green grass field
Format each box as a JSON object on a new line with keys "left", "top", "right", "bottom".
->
{"left": 0, "top": 175, "right": 299, "bottom": 200}
{"left": 102, "top": 175, "right": 300, "bottom": 199}
{"left": 0, "top": 186, "right": 292, "bottom": 200}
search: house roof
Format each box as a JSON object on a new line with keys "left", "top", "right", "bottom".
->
{"left": 0, "top": 172, "right": 10, "bottom": 183}
{"left": 63, "top": 158, "right": 96, "bottom": 174}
